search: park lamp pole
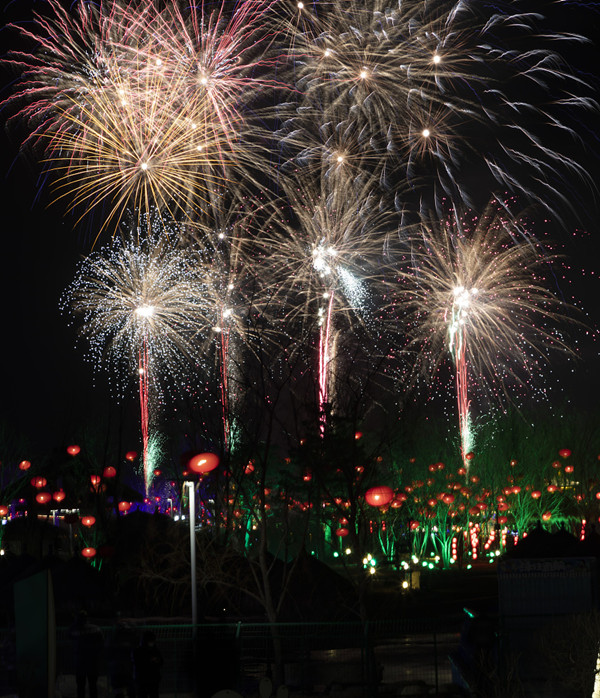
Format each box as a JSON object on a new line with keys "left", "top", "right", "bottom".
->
{"left": 184, "top": 481, "right": 197, "bottom": 628}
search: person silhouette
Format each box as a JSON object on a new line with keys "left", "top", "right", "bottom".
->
{"left": 132, "top": 630, "right": 163, "bottom": 698}
{"left": 71, "top": 610, "right": 104, "bottom": 698}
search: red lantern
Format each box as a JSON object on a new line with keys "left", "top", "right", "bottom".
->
{"left": 81, "top": 547, "right": 96, "bottom": 559}
{"left": 542, "top": 511, "right": 552, "bottom": 521}
{"left": 335, "top": 527, "right": 349, "bottom": 537}
{"left": 89, "top": 475, "right": 101, "bottom": 488}
{"left": 564, "top": 465, "right": 574, "bottom": 474}
{"left": 354, "top": 431, "right": 363, "bottom": 440}
{"left": 125, "top": 451, "right": 138, "bottom": 462}
{"left": 531, "top": 490, "right": 542, "bottom": 499}
{"left": 103, "top": 466, "right": 117, "bottom": 478}
{"left": 365, "top": 486, "right": 394, "bottom": 507}
{"left": 442, "top": 493, "right": 455, "bottom": 505}
{"left": 512, "top": 486, "right": 521, "bottom": 495}
{"left": 53, "top": 490, "right": 66, "bottom": 502}
{"left": 19, "top": 460, "right": 31, "bottom": 471}
{"left": 31, "top": 476, "right": 47, "bottom": 489}
{"left": 559, "top": 448, "right": 571, "bottom": 459}
{"left": 36, "top": 492, "right": 51, "bottom": 504}
{"left": 244, "top": 462, "right": 255, "bottom": 475}
{"left": 0, "top": 505, "right": 8, "bottom": 517}
{"left": 81, "top": 516, "right": 96, "bottom": 527}
{"left": 457, "top": 467, "right": 467, "bottom": 476}
{"left": 498, "top": 516, "right": 508, "bottom": 525}
{"left": 67, "top": 445, "right": 81, "bottom": 456}
{"left": 409, "top": 521, "right": 419, "bottom": 530}
{"left": 465, "top": 452, "right": 474, "bottom": 461}
{"left": 390, "top": 498, "right": 403, "bottom": 508}
{"left": 188, "top": 452, "right": 219, "bottom": 474}
{"left": 469, "top": 506, "right": 480, "bottom": 516}
{"left": 303, "top": 471, "right": 312, "bottom": 482}
{"left": 510, "top": 459, "right": 518, "bottom": 467}
{"left": 118, "top": 501, "right": 131, "bottom": 513}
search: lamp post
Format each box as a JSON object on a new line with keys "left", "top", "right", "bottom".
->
{"left": 184, "top": 481, "right": 197, "bottom": 628}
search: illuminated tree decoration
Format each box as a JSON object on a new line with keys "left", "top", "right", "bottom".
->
{"left": 188, "top": 452, "right": 220, "bottom": 474}
{"left": 81, "top": 547, "right": 97, "bottom": 559}
{"left": 31, "top": 477, "right": 47, "bottom": 489}
{"left": 335, "top": 527, "right": 350, "bottom": 537}
{"left": 118, "top": 501, "right": 131, "bottom": 513}
{"left": 125, "top": 451, "right": 138, "bottom": 462}
{"left": 36, "top": 492, "right": 51, "bottom": 504}
{"left": 559, "top": 448, "right": 572, "bottom": 459}
{"left": 103, "top": 466, "right": 117, "bottom": 478}
{"left": 18, "top": 460, "right": 31, "bottom": 471}
{"left": 67, "top": 444, "right": 81, "bottom": 456}
{"left": 81, "top": 516, "right": 96, "bottom": 527}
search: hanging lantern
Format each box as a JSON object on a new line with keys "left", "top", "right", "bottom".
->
{"left": 354, "top": 431, "right": 363, "bottom": 440}
{"left": 531, "top": 490, "right": 542, "bottom": 500}
{"left": 465, "top": 452, "right": 474, "bottom": 461}
{"left": 31, "top": 476, "right": 47, "bottom": 489}
{"left": 390, "top": 498, "right": 403, "bottom": 508}
{"left": 90, "top": 475, "right": 101, "bottom": 488}
{"left": 81, "top": 516, "right": 96, "bottom": 527}
{"left": 498, "top": 516, "right": 508, "bottom": 525}
{"left": 81, "top": 547, "right": 96, "bottom": 559}
{"left": 559, "top": 448, "right": 571, "bottom": 459}
{"left": 118, "top": 501, "right": 131, "bottom": 513}
{"left": 303, "top": 471, "right": 312, "bottom": 482}
{"left": 0, "top": 505, "right": 8, "bottom": 517}
{"left": 103, "top": 466, "right": 117, "bottom": 478}
{"left": 564, "top": 465, "right": 574, "bottom": 474}
{"left": 365, "top": 486, "right": 393, "bottom": 507}
{"left": 442, "top": 493, "right": 455, "bottom": 505}
{"left": 125, "top": 451, "right": 138, "bottom": 462}
{"left": 188, "top": 452, "right": 219, "bottom": 474}
{"left": 67, "top": 445, "right": 81, "bottom": 456}
{"left": 542, "top": 511, "right": 552, "bottom": 521}
{"left": 510, "top": 459, "right": 518, "bottom": 467}
{"left": 335, "top": 527, "right": 349, "bottom": 537}
{"left": 36, "top": 492, "right": 51, "bottom": 504}
{"left": 19, "top": 460, "right": 31, "bottom": 471}
{"left": 53, "top": 490, "right": 66, "bottom": 502}
{"left": 244, "top": 462, "right": 255, "bottom": 475}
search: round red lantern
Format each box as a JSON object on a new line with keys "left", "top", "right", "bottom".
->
{"left": 442, "top": 493, "right": 455, "bottom": 505}
{"left": 409, "top": 521, "right": 419, "bottom": 530}
{"left": 510, "top": 459, "right": 518, "bottom": 467}
{"left": 0, "top": 505, "right": 8, "bottom": 517}
{"left": 81, "top": 516, "right": 96, "bottom": 527}
{"left": 188, "top": 452, "right": 219, "bottom": 474}
{"left": 67, "top": 445, "right": 81, "bottom": 456}
{"left": 365, "top": 486, "right": 394, "bottom": 507}
{"left": 244, "top": 462, "right": 255, "bottom": 475}
{"left": 469, "top": 506, "right": 480, "bottom": 516}
{"left": 542, "top": 511, "right": 552, "bottom": 521}
{"left": 564, "top": 465, "right": 574, "bottom": 474}
{"left": 125, "top": 451, "right": 138, "bottom": 462}
{"left": 390, "top": 498, "right": 403, "bottom": 508}
{"left": 498, "top": 515, "right": 508, "bottom": 525}
{"left": 53, "top": 490, "right": 66, "bottom": 502}
{"left": 559, "top": 448, "right": 571, "bottom": 459}
{"left": 118, "top": 501, "right": 131, "bottom": 513}
{"left": 81, "top": 547, "right": 96, "bottom": 559}
{"left": 31, "top": 476, "right": 47, "bottom": 489}
{"left": 465, "top": 452, "right": 474, "bottom": 461}
{"left": 303, "top": 471, "right": 312, "bottom": 482}
{"left": 90, "top": 475, "right": 101, "bottom": 488}
{"left": 531, "top": 490, "right": 542, "bottom": 499}
{"left": 36, "top": 492, "right": 51, "bottom": 504}
{"left": 19, "top": 460, "right": 31, "bottom": 471}
{"left": 103, "top": 466, "right": 117, "bottom": 478}
{"left": 354, "top": 431, "right": 363, "bottom": 440}
{"left": 335, "top": 527, "right": 349, "bottom": 537}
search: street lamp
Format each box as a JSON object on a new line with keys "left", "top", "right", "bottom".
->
{"left": 184, "top": 481, "right": 197, "bottom": 627}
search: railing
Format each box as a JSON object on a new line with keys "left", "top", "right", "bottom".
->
{"left": 1, "top": 617, "right": 463, "bottom": 697}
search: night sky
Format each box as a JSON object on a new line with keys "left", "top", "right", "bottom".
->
{"left": 1, "top": 0, "right": 600, "bottom": 457}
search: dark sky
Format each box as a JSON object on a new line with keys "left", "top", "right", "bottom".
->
{"left": 0, "top": 0, "right": 599, "bottom": 457}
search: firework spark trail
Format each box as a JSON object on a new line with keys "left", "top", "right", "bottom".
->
{"left": 393, "top": 199, "right": 579, "bottom": 461}
{"left": 281, "top": 0, "right": 595, "bottom": 217}
{"left": 63, "top": 216, "right": 213, "bottom": 492}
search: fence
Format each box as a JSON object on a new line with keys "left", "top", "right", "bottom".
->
{"left": 1, "top": 617, "right": 463, "bottom": 697}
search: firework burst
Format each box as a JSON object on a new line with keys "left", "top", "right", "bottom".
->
{"left": 4, "top": 0, "right": 286, "bottom": 233}
{"left": 259, "top": 172, "right": 397, "bottom": 426}
{"left": 63, "top": 216, "right": 213, "bottom": 491}
{"left": 393, "top": 199, "right": 578, "bottom": 464}
{"left": 283, "top": 0, "right": 595, "bottom": 216}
